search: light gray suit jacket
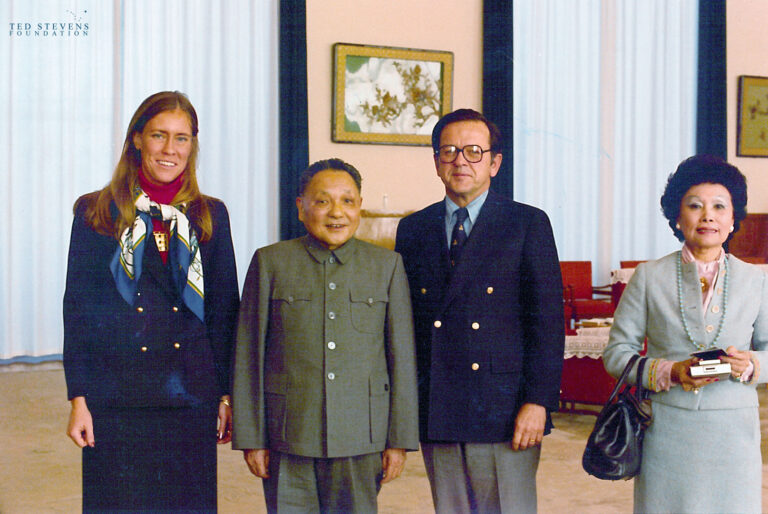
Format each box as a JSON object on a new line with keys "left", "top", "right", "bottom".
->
{"left": 232, "top": 236, "right": 419, "bottom": 458}
{"left": 604, "top": 251, "right": 768, "bottom": 410}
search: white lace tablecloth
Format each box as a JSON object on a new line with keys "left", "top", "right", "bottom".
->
{"left": 564, "top": 325, "right": 611, "bottom": 359}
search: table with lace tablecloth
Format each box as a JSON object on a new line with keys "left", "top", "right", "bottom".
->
{"left": 561, "top": 324, "right": 616, "bottom": 411}
{"left": 564, "top": 326, "right": 611, "bottom": 359}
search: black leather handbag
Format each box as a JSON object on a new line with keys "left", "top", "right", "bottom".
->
{"left": 582, "top": 354, "right": 652, "bottom": 480}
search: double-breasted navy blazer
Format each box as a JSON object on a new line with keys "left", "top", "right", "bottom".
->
{"left": 395, "top": 191, "right": 564, "bottom": 442}
{"left": 63, "top": 197, "right": 240, "bottom": 408}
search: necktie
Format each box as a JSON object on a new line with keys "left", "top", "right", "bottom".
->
{"left": 450, "top": 207, "right": 469, "bottom": 267}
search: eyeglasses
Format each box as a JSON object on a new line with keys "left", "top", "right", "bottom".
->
{"left": 436, "top": 144, "right": 492, "bottom": 163}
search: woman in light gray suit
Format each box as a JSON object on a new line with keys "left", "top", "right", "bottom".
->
{"left": 604, "top": 155, "right": 767, "bottom": 513}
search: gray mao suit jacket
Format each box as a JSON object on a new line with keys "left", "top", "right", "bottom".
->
{"left": 232, "top": 236, "right": 419, "bottom": 458}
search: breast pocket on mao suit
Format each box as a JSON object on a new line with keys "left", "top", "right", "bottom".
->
{"left": 349, "top": 288, "right": 389, "bottom": 334}
{"left": 270, "top": 286, "right": 312, "bottom": 333}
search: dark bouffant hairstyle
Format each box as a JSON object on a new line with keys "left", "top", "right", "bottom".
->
{"left": 660, "top": 154, "right": 747, "bottom": 242}
{"left": 431, "top": 108, "right": 502, "bottom": 156}
{"left": 298, "top": 158, "right": 362, "bottom": 195}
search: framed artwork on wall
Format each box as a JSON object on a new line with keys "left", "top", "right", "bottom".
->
{"left": 332, "top": 43, "right": 453, "bottom": 146}
{"left": 737, "top": 75, "right": 768, "bottom": 157}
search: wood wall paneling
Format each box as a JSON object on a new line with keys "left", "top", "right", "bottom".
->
{"left": 729, "top": 213, "right": 768, "bottom": 263}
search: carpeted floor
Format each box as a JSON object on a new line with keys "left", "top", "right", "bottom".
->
{"left": 1, "top": 364, "right": 766, "bottom": 513}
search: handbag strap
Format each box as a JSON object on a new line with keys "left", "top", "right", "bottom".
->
{"left": 605, "top": 354, "right": 643, "bottom": 405}
{"left": 634, "top": 356, "right": 648, "bottom": 401}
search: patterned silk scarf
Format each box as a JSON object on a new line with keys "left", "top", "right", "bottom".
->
{"left": 110, "top": 190, "right": 205, "bottom": 321}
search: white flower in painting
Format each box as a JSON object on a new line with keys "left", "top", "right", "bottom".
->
{"left": 344, "top": 57, "right": 442, "bottom": 135}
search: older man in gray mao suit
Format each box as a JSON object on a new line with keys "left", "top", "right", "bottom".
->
{"left": 232, "top": 158, "right": 419, "bottom": 513}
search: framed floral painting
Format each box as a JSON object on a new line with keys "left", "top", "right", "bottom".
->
{"left": 332, "top": 43, "right": 453, "bottom": 146}
{"left": 737, "top": 75, "right": 768, "bottom": 157}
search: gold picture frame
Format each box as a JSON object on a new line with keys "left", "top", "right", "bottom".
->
{"left": 332, "top": 43, "right": 453, "bottom": 146}
{"left": 737, "top": 75, "right": 768, "bottom": 157}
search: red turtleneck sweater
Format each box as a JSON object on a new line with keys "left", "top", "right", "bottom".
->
{"left": 138, "top": 169, "right": 184, "bottom": 264}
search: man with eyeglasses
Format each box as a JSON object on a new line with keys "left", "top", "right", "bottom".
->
{"left": 395, "top": 109, "right": 564, "bottom": 513}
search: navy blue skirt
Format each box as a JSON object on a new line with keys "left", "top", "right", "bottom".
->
{"left": 83, "top": 403, "right": 218, "bottom": 512}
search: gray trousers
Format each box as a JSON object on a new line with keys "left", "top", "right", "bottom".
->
{"left": 262, "top": 451, "right": 382, "bottom": 514}
{"left": 422, "top": 441, "right": 540, "bottom": 514}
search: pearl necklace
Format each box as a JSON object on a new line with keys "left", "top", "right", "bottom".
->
{"left": 677, "top": 251, "right": 728, "bottom": 350}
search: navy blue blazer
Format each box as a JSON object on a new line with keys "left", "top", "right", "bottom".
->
{"left": 395, "top": 191, "right": 564, "bottom": 442}
{"left": 63, "top": 197, "right": 239, "bottom": 408}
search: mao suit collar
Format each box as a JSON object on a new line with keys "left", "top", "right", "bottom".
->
{"left": 302, "top": 234, "right": 357, "bottom": 264}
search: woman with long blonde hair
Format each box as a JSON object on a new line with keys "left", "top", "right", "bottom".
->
{"left": 64, "top": 91, "right": 239, "bottom": 512}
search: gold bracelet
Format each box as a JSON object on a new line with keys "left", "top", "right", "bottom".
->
{"left": 220, "top": 397, "right": 232, "bottom": 407}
